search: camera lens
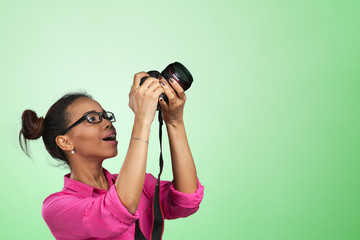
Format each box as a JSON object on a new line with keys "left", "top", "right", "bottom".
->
{"left": 161, "top": 62, "right": 193, "bottom": 91}
{"left": 138, "top": 62, "right": 193, "bottom": 109}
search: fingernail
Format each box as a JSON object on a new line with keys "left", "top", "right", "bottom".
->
{"left": 161, "top": 81, "right": 166, "bottom": 86}
{"left": 159, "top": 75, "right": 163, "bottom": 80}
{"left": 169, "top": 78, "right": 174, "bottom": 82}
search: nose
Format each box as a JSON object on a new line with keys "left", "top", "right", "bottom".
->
{"left": 103, "top": 118, "right": 114, "bottom": 129}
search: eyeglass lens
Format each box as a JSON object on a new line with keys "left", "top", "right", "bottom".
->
{"left": 85, "top": 112, "right": 115, "bottom": 123}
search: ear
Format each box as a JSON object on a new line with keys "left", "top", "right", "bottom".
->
{"left": 55, "top": 135, "right": 74, "bottom": 152}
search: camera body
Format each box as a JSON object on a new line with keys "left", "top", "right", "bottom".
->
{"left": 140, "top": 62, "right": 193, "bottom": 108}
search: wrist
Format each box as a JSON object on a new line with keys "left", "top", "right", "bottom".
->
{"left": 165, "top": 119, "right": 184, "bottom": 129}
{"left": 132, "top": 118, "right": 151, "bottom": 140}
{"left": 134, "top": 117, "right": 152, "bottom": 128}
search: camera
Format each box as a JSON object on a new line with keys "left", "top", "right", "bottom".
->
{"left": 140, "top": 62, "right": 193, "bottom": 107}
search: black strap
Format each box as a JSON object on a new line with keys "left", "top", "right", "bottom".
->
{"left": 151, "top": 110, "right": 164, "bottom": 239}
{"left": 135, "top": 110, "right": 165, "bottom": 240}
{"left": 157, "top": 109, "right": 164, "bottom": 179}
{"left": 135, "top": 220, "right": 147, "bottom": 240}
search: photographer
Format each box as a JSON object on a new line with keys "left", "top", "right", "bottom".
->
{"left": 19, "top": 71, "right": 204, "bottom": 239}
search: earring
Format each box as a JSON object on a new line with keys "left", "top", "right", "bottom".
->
{"left": 71, "top": 149, "right": 75, "bottom": 154}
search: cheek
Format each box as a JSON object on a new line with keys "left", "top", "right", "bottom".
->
{"left": 73, "top": 129, "right": 102, "bottom": 150}
{"left": 70, "top": 127, "right": 117, "bottom": 158}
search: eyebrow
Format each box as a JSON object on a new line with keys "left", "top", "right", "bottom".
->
{"left": 84, "top": 109, "right": 106, "bottom": 114}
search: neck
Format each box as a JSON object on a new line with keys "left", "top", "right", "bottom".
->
{"left": 69, "top": 159, "right": 109, "bottom": 191}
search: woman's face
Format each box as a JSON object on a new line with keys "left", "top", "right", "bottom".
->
{"left": 65, "top": 97, "right": 118, "bottom": 161}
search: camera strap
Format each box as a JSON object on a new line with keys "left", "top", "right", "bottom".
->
{"left": 135, "top": 110, "right": 164, "bottom": 240}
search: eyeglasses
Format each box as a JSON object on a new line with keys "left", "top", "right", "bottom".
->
{"left": 62, "top": 111, "right": 116, "bottom": 134}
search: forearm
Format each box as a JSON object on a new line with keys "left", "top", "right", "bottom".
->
{"left": 167, "top": 121, "right": 198, "bottom": 194}
{"left": 115, "top": 118, "right": 151, "bottom": 214}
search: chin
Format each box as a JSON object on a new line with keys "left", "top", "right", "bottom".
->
{"left": 105, "top": 144, "right": 118, "bottom": 157}
{"left": 106, "top": 150, "right": 118, "bottom": 159}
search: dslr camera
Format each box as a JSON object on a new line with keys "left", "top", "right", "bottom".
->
{"left": 140, "top": 62, "right": 193, "bottom": 106}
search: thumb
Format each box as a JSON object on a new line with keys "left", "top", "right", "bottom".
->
{"left": 158, "top": 97, "right": 168, "bottom": 110}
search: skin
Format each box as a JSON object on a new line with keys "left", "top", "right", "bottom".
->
{"left": 55, "top": 72, "right": 198, "bottom": 215}
{"left": 158, "top": 75, "right": 198, "bottom": 194}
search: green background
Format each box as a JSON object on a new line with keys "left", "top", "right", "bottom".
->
{"left": 1, "top": 0, "right": 359, "bottom": 239}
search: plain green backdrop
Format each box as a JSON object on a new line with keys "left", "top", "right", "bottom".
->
{"left": 1, "top": 0, "right": 359, "bottom": 239}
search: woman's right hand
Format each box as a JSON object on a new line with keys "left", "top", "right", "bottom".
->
{"left": 120, "top": 72, "right": 163, "bottom": 214}
{"left": 129, "top": 72, "right": 164, "bottom": 125}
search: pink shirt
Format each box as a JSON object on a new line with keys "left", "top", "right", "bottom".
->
{"left": 42, "top": 168, "right": 204, "bottom": 240}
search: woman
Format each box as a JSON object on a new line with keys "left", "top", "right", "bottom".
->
{"left": 19, "top": 72, "right": 204, "bottom": 240}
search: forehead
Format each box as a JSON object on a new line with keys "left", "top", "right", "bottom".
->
{"left": 66, "top": 97, "right": 104, "bottom": 120}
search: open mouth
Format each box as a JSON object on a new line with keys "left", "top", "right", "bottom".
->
{"left": 102, "top": 133, "right": 117, "bottom": 141}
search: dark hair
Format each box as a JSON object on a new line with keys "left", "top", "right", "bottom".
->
{"left": 19, "top": 92, "right": 92, "bottom": 164}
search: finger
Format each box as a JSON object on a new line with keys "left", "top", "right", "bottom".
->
{"left": 153, "top": 85, "right": 165, "bottom": 97}
{"left": 168, "top": 77, "right": 185, "bottom": 99}
{"left": 133, "top": 72, "right": 149, "bottom": 91}
{"left": 149, "top": 82, "right": 164, "bottom": 94}
{"left": 158, "top": 97, "right": 168, "bottom": 110}
{"left": 160, "top": 79, "right": 176, "bottom": 103}
{"left": 140, "top": 77, "right": 159, "bottom": 90}
{"left": 159, "top": 76, "right": 176, "bottom": 95}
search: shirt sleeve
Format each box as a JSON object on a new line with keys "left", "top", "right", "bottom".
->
{"left": 143, "top": 174, "right": 204, "bottom": 220}
{"left": 42, "top": 185, "right": 138, "bottom": 239}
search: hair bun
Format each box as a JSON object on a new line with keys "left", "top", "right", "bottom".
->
{"left": 21, "top": 110, "right": 44, "bottom": 140}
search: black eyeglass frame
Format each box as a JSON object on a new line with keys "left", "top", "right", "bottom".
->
{"left": 62, "top": 111, "right": 116, "bottom": 135}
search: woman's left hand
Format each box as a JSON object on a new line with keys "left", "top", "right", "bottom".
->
{"left": 158, "top": 77, "right": 186, "bottom": 126}
{"left": 158, "top": 76, "right": 198, "bottom": 194}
